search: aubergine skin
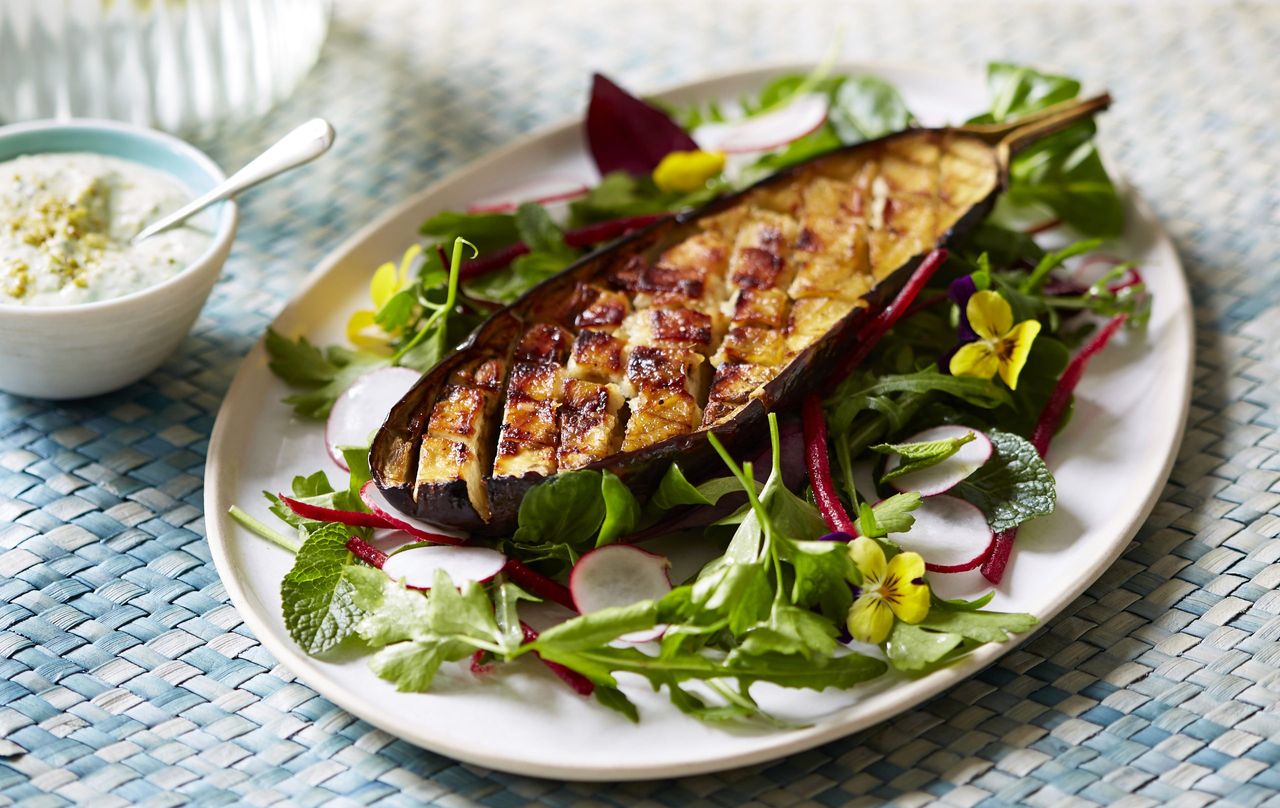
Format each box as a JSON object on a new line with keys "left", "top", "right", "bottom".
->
{"left": 370, "top": 96, "right": 1111, "bottom": 537}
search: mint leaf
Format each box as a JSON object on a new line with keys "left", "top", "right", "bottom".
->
{"left": 874, "top": 432, "right": 975, "bottom": 482}
{"left": 597, "top": 471, "right": 640, "bottom": 547}
{"left": 280, "top": 523, "right": 359, "bottom": 654}
{"left": 955, "top": 430, "right": 1055, "bottom": 532}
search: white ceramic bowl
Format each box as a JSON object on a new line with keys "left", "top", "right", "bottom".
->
{"left": 0, "top": 119, "right": 238, "bottom": 400}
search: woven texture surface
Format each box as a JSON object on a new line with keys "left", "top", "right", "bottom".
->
{"left": 2, "top": 0, "right": 1279, "bottom": 804}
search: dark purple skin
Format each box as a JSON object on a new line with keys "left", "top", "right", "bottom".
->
{"left": 370, "top": 96, "right": 1112, "bottom": 537}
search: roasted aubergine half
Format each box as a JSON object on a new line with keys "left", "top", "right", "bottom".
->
{"left": 371, "top": 94, "right": 1112, "bottom": 536}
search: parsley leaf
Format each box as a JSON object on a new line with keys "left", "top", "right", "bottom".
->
{"left": 264, "top": 331, "right": 388, "bottom": 419}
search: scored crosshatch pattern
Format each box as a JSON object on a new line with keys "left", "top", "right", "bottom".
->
{"left": 0, "top": 0, "right": 1277, "bottom": 804}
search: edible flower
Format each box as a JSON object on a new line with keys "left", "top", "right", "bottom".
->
{"left": 846, "top": 537, "right": 930, "bottom": 645}
{"left": 948, "top": 290, "right": 1041, "bottom": 390}
{"left": 652, "top": 149, "right": 726, "bottom": 193}
{"left": 347, "top": 244, "right": 422, "bottom": 352}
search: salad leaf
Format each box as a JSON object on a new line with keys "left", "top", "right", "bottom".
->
{"left": 419, "top": 210, "right": 518, "bottom": 252}
{"left": 1004, "top": 132, "right": 1125, "bottom": 237}
{"left": 979, "top": 63, "right": 1081, "bottom": 124}
{"left": 598, "top": 471, "right": 641, "bottom": 547}
{"left": 280, "top": 523, "right": 360, "bottom": 655}
{"left": 265, "top": 331, "right": 388, "bottom": 419}
{"left": 954, "top": 430, "right": 1055, "bottom": 531}
{"left": 355, "top": 569, "right": 526, "bottom": 692}
{"left": 511, "top": 470, "right": 606, "bottom": 552}
{"left": 874, "top": 431, "right": 975, "bottom": 482}
{"left": 827, "top": 75, "right": 914, "bottom": 142}
{"left": 972, "top": 63, "right": 1122, "bottom": 237}
{"left": 885, "top": 604, "right": 1037, "bottom": 673}
{"left": 885, "top": 603, "right": 1036, "bottom": 673}
{"left": 466, "top": 203, "right": 581, "bottom": 304}
{"left": 568, "top": 171, "right": 717, "bottom": 226}
{"left": 854, "top": 492, "right": 922, "bottom": 538}
{"left": 652, "top": 463, "right": 713, "bottom": 509}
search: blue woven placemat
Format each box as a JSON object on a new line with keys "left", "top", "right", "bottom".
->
{"left": 2, "top": 1, "right": 1278, "bottom": 804}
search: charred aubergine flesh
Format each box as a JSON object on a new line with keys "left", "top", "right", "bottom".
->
{"left": 370, "top": 96, "right": 1111, "bottom": 536}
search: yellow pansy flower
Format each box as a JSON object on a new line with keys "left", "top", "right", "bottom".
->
{"left": 652, "top": 149, "right": 726, "bottom": 193}
{"left": 347, "top": 244, "right": 422, "bottom": 352}
{"left": 948, "top": 290, "right": 1041, "bottom": 390}
{"left": 846, "top": 537, "right": 930, "bottom": 645}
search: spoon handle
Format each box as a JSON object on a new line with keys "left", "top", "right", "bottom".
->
{"left": 133, "top": 118, "right": 335, "bottom": 243}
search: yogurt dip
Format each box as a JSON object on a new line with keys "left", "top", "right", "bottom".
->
{"left": 0, "top": 152, "right": 211, "bottom": 307}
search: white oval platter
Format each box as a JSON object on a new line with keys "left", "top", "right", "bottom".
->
{"left": 204, "top": 63, "right": 1193, "bottom": 781}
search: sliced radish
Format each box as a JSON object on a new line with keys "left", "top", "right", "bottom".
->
{"left": 466, "top": 176, "right": 590, "bottom": 213}
{"left": 886, "top": 495, "right": 994, "bottom": 573}
{"left": 359, "top": 480, "right": 467, "bottom": 546}
{"left": 570, "top": 545, "right": 672, "bottom": 642}
{"left": 693, "top": 94, "right": 829, "bottom": 154}
{"left": 884, "top": 426, "right": 993, "bottom": 496}
{"left": 277, "top": 493, "right": 391, "bottom": 529}
{"left": 368, "top": 528, "right": 422, "bottom": 555}
{"left": 382, "top": 544, "right": 507, "bottom": 588}
{"left": 1070, "top": 255, "right": 1142, "bottom": 292}
{"left": 326, "top": 367, "right": 420, "bottom": 470}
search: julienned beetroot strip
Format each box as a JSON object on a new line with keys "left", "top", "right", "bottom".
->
{"left": 981, "top": 314, "right": 1128, "bottom": 584}
{"left": 803, "top": 250, "right": 949, "bottom": 535}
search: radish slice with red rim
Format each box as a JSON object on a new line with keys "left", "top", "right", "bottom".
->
{"left": 693, "top": 94, "right": 829, "bottom": 154}
{"left": 1070, "top": 255, "right": 1142, "bottom": 291}
{"left": 382, "top": 544, "right": 508, "bottom": 589}
{"left": 886, "top": 495, "right": 994, "bottom": 573}
{"left": 368, "top": 529, "right": 422, "bottom": 554}
{"left": 326, "top": 367, "right": 420, "bottom": 470}
{"left": 884, "top": 426, "right": 993, "bottom": 496}
{"left": 466, "top": 177, "right": 590, "bottom": 213}
{"left": 359, "top": 480, "right": 467, "bottom": 545}
{"left": 570, "top": 545, "right": 672, "bottom": 642}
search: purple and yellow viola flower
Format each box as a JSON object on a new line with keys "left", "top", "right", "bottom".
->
{"left": 947, "top": 288, "right": 1041, "bottom": 390}
{"left": 846, "top": 537, "right": 931, "bottom": 645}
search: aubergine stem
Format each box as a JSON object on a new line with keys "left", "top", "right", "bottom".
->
{"left": 961, "top": 93, "right": 1113, "bottom": 159}
{"left": 981, "top": 313, "right": 1127, "bottom": 585}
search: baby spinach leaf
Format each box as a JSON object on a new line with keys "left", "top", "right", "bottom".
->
{"left": 512, "top": 469, "right": 607, "bottom": 552}
{"left": 419, "top": 210, "right": 518, "bottom": 252}
{"left": 652, "top": 463, "right": 713, "bottom": 509}
{"left": 598, "top": 471, "right": 641, "bottom": 546}
{"left": 954, "top": 430, "right": 1055, "bottom": 531}
{"left": 828, "top": 75, "right": 914, "bottom": 143}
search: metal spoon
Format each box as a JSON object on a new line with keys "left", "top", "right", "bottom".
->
{"left": 133, "top": 118, "right": 336, "bottom": 243}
